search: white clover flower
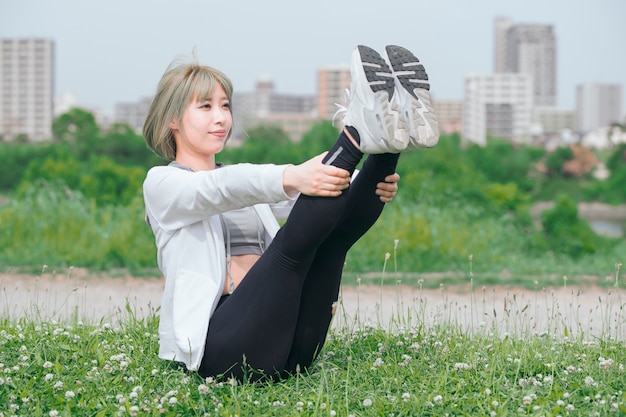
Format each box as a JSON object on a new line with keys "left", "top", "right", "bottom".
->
{"left": 566, "top": 404, "right": 575, "bottom": 411}
{"left": 65, "top": 390, "right": 75, "bottom": 399}
{"left": 43, "top": 361, "right": 53, "bottom": 369}
{"left": 330, "top": 410, "right": 336, "bottom": 416}
{"left": 492, "top": 400, "right": 499, "bottom": 407}
{"left": 402, "top": 393, "right": 410, "bottom": 402}
{"left": 371, "top": 357, "right": 384, "bottom": 369}
{"left": 198, "top": 384, "right": 210, "bottom": 395}
{"left": 454, "top": 362, "right": 470, "bottom": 370}
{"left": 49, "top": 410, "right": 59, "bottom": 417}
{"left": 129, "top": 405, "right": 139, "bottom": 416}
{"left": 433, "top": 395, "right": 443, "bottom": 404}
{"left": 168, "top": 397, "right": 177, "bottom": 405}
{"left": 523, "top": 396, "right": 532, "bottom": 405}
{"left": 362, "top": 398, "right": 373, "bottom": 407}
{"left": 53, "top": 381, "right": 64, "bottom": 390}
{"left": 556, "top": 400, "right": 564, "bottom": 406}
{"left": 485, "top": 388, "right": 491, "bottom": 395}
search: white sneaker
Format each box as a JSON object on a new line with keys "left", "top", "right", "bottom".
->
{"left": 340, "top": 45, "right": 409, "bottom": 154}
{"left": 384, "top": 45, "right": 439, "bottom": 149}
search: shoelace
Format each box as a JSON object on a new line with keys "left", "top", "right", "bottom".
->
{"left": 331, "top": 88, "right": 351, "bottom": 127}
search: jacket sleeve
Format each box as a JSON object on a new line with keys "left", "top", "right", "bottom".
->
{"left": 143, "top": 163, "right": 294, "bottom": 232}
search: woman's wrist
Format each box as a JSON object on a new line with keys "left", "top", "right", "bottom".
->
{"left": 282, "top": 164, "right": 299, "bottom": 196}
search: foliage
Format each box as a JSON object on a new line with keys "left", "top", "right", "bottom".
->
{"left": 545, "top": 145, "right": 574, "bottom": 177}
{"left": 535, "top": 194, "right": 618, "bottom": 259}
{"left": 96, "top": 123, "right": 163, "bottom": 168}
{"left": 51, "top": 108, "right": 100, "bottom": 160}
{"left": 1, "top": 109, "right": 626, "bottom": 274}
{"left": 0, "top": 141, "right": 62, "bottom": 192}
{"left": 18, "top": 153, "right": 144, "bottom": 206}
{"left": 465, "top": 137, "right": 543, "bottom": 191}
{"left": 0, "top": 180, "right": 155, "bottom": 270}
{"left": 0, "top": 293, "right": 625, "bottom": 416}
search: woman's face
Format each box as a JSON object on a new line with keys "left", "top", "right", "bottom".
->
{"left": 172, "top": 84, "right": 232, "bottom": 160}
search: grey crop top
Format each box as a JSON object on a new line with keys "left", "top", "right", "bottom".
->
{"left": 219, "top": 207, "right": 266, "bottom": 256}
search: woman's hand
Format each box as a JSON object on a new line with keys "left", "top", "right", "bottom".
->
{"left": 375, "top": 173, "right": 400, "bottom": 203}
{"left": 283, "top": 152, "right": 351, "bottom": 197}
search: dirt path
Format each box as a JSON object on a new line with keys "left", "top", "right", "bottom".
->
{"left": 2, "top": 271, "right": 625, "bottom": 339}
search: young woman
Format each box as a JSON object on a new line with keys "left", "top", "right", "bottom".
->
{"left": 142, "top": 45, "right": 438, "bottom": 382}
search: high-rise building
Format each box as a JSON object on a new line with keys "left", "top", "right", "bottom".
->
{"left": 494, "top": 17, "right": 556, "bottom": 107}
{"left": 317, "top": 65, "right": 351, "bottom": 121}
{"left": 463, "top": 73, "right": 533, "bottom": 146}
{"left": 0, "top": 38, "right": 54, "bottom": 141}
{"left": 576, "top": 83, "right": 624, "bottom": 133}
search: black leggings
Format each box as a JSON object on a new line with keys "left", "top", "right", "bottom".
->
{"left": 198, "top": 131, "right": 400, "bottom": 381}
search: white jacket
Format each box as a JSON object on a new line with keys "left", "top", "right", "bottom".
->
{"left": 143, "top": 163, "right": 296, "bottom": 370}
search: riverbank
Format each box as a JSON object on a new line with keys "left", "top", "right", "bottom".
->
{"left": 2, "top": 271, "right": 624, "bottom": 339}
{"left": 531, "top": 201, "right": 626, "bottom": 237}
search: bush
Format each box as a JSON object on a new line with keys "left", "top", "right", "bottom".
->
{"left": 537, "top": 194, "right": 614, "bottom": 258}
{"left": 18, "top": 153, "right": 145, "bottom": 206}
{"left": 0, "top": 180, "right": 155, "bottom": 270}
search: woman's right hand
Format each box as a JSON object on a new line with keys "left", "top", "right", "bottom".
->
{"left": 283, "top": 153, "right": 351, "bottom": 197}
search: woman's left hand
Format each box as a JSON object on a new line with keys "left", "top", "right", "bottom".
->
{"left": 375, "top": 173, "right": 400, "bottom": 203}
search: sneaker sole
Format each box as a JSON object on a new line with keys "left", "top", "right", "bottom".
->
{"left": 385, "top": 45, "right": 439, "bottom": 148}
{"left": 353, "top": 45, "right": 407, "bottom": 153}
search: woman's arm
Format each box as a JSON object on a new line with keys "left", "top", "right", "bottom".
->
{"left": 282, "top": 153, "right": 351, "bottom": 197}
{"left": 144, "top": 163, "right": 293, "bottom": 232}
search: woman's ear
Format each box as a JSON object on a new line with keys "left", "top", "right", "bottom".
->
{"left": 169, "top": 119, "right": 178, "bottom": 130}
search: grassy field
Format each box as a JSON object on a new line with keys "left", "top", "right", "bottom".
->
{"left": 1, "top": 278, "right": 625, "bottom": 416}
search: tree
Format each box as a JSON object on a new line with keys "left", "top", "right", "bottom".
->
{"left": 52, "top": 108, "right": 100, "bottom": 159}
{"left": 98, "top": 122, "right": 162, "bottom": 168}
{"left": 545, "top": 146, "right": 574, "bottom": 177}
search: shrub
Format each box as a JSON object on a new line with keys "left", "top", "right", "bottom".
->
{"left": 538, "top": 194, "right": 611, "bottom": 258}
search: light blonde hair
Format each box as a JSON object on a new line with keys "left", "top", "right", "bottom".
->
{"left": 143, "top": 56, "right": 234, "bottom": 160}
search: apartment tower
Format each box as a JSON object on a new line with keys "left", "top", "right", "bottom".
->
{"left": 0, "top": 38, "right": 54, "bottom": 141}
{"left": 494, "top": 17, "right": 557, "bottom": 107}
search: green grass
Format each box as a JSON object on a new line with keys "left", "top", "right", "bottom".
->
{"left": 1, "top": 282, "right": 625, "bottom": 416}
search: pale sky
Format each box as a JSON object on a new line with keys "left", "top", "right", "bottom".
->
{"left": 1, "top": 0, "right": 625, "bottom": 115}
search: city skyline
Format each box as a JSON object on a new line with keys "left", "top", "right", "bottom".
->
{"left": 1, "top": 0, "right": 625, "bottom": 116}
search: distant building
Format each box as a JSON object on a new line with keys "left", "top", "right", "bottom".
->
{"left": 576, "top": 83, "right": 623, "bottom": 133}
{"left": 433, "top": 100, "right": 463, "bottom": 134}
{"left": 0, "top": 38, "right": 54, "bottom": 141}
{"left": 531, "top": 106, "right": 577, "bottom": 148}
{"left": 463, "top": 73, "right": 533, "bottom": 146}
{"left": 494, "top": 17, "right": 557, "bottom": 107}
{"left": 317, "top": 65, "right": 351, "bottom": 121}
{"left": 231, "top": 76, "right": 317, "bottom": 143}
{"left": 114, "top": 97, "right": 152, "bottom": 133}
